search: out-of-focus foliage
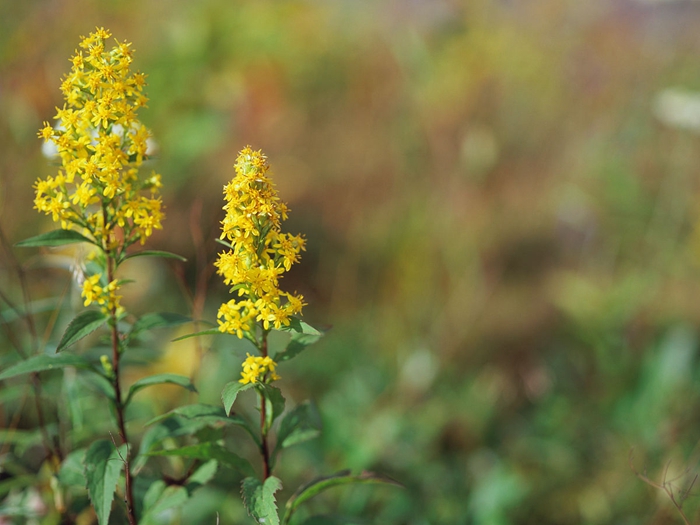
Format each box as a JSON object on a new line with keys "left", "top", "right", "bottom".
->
{"left": 5, "top": 0, "right": 700, "bottom": 523}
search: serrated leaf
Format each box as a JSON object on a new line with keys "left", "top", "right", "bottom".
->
{"left": 120, "top": 250, "right": 187, "bottom": 263}
{"left": 274, "top": 401, "right": 321, "bottom": 459}
{"left": 59, "top": 449, "right": 87, "bottom": 488}
{"left": 241, "top": 476, "right": 282, "bottom": 525}
{"left": 131, "top": 312, "right": 192, "bottom": 336}
{"left": 145, "top": 403, "right": 260, "bottom": 445}
{"left": 57, "top": 310, "right": 109, "bottom": 352}
{"left": 171, "top": 328, "right": 222, "bottom": 342}
{"left": 222, "top": 381, "right": 255, "bottom": 415}
{"left": 148, "top": 442, "right": 255, "bottom": 477}
{"left": 283, "top": 471, "right": 402, "bottom": 524}
{"left": 273, "top": 331, "right": 323, "bottom": 363}
{"left": 260, "top": 384, "right": 285, "bottom": 432}
{"left": 85, "top": 440, "right": 127, "bottom": 525}
{"left": 124, "top": 373, "right": 197, "bottom": 407}
{"left": 15, "top": 229, "right": 96, "bottom": 248}
{"left": 0, "top": 353, "right": 93, "bottom": 381}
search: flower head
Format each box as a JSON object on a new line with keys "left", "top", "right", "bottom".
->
{"left": 216, "top": 147, "right": 307, "bottom": 340}
{"left": 239, "top": 353, "right": 280, "bottom": 384}
{"left": 35, "top": 28, "right": 164, "bottom": 247}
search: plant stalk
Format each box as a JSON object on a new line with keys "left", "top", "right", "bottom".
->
{"left": 105, "top": 225, "right": 137, "bottom": 525}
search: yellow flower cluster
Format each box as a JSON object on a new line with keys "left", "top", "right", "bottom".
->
{"left": 216, "top": 147, "right": 306, "bottom": 339}
{"left": 34, "top": 27, "right": 163, "bottom": 246}
{"left": 239, "top": 353, "right": 280, "bottom": 384}
{"left": 81, "top": 274, "right": 123, "bottom": 315}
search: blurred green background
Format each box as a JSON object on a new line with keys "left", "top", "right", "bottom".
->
{"left": 5, "top": 0, "right": 700, "bottom": 523}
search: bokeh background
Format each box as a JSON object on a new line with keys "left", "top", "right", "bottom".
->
{"left": 5, "top": 0, "right": 700, "bottom": 523}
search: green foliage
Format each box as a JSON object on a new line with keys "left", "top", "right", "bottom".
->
{"left": 140, "top": 460, "right": 219, "bottom": 525}
{"left": 124, "top": 373, "right": 197, "bottom": 407}
{"left": 85, "top": 440, "right": 128, "bottom": 525}
{"left": 241, "top": 476, "right": 283, "bottom": 525}
{"left": 129, "top": 312, "right": 192, "bottom": 337}
{"left": 15, "top": 229, "right": 96, "bottom": 247}
{"left": 222, "top": 381, "right": 255, "bottom": 416}
{"left": 118, "top": 250, "right": 187, "bottom": 264}
{"left": 57, "top": 310, "right": 108, "bottom": 351}
{"left": 273, "top": 401, "right": 322, "bottom": 460}
{"left": 0, "top": 353, "right": 94, "bottom": 381}
{"left": 282, "top": 471, "right": 402, "bottom": 524}
{"left": 148, "top": 442, "right": 255, "bottom": 477}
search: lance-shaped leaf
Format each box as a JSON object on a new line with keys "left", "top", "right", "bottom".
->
{"left": 124, "top": 373, "right": 197, "bottom": 407}
{"left": 273, "top": 330, "right": 323, "bottom": 363}
{"left": 279, "top": 318, "right": 322, "bottom": 336}
{"left": 84, "top": 440, "right": 127, "bottom": 525}
{"left": 273, "top": 401, "right": 321, "bottom": 461}
{"left": 0, "top": 353, "right": 94, "bottom": 381}
{"left": 259, "top": 384, "right": 285, "bottom": 433}
{"left": 221, "top": 381, "right": 255, "bottom": 416}
{"left": 241, "top": 476, "right": 283, "bottom": 525}
{"left": 148, "top": 442, "right": 255, "bottom": 478}
{"left": 282, "top": 471, "right": 403, "bottom": 524}
{"left": 146, "top": 403, "right": 259, "bottom": 445}
{"left": 57, "top": 310, "right": 108, "bottom": 352}
{"left": 130, "top": 312, "right": 192, "bottom": 337}
{"left": 172, "top": 328, "right": 222, "bottom": 342}
{"left": 15, "top": 229, "right": 96, "bottom": 248}
{"left": 120, "top": 250, "right": 187, "bottom": 263}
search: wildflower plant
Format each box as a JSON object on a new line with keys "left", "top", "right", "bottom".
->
{"left": 1, "top": 29, "right": 398, "bottom": 525}
{"left": 4, "top": 29, "right": 192, "bottom": 525}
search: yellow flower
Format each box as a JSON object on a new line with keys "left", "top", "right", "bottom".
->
{"left": 215, "top": 147, "right": 306, "bottom": 339}
{"left": 35, "top": 28, "right": 164, "bottom": 249}
{"left": 238, "top": 353, "right": 280, "bottom": 384}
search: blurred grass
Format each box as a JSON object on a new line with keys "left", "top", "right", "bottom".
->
{"left": 5, "top": 0, "right": 700, "bottom": 523}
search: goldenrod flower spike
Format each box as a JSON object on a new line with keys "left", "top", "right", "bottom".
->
{"left": 216, "top": 147, "right": 307, "bottom": 348}
{"left": 35, "top": 28, "right": 164, "bottom": 250}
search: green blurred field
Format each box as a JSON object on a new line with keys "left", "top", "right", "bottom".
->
{"left": 5, "top": 1, "right": 700, "bottom": 523}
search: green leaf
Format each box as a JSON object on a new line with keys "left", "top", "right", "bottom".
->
{"left": 57, "top": 310, "right": 109, "bottom": 352}
{"left": 145, "top": 403, "right": 260, "bottom": 445}
{"left": 59, "top": 449, "right": 87, "bottom": 488}
{"left": 273, "top": 331, "right": 323, "bottom": 363}
{"left": 124, "top": 373, "right": 197, "bottom": 407}
{"left": 221, "top": 381, "right": 255, "bottom": 416}
{"left": 274, "top": 401, "right": 321, "bottom": 459}
{"left": 15, "top": 229, "right": 96, "bottom": 248}
{"left": 279, "top": 318, "right": 322, "bottom": 336}
{"left": 260, "top": 384, "right": 285, "bottom": 432}
{"left": 215, "top": 237, "right": 234, "bottom": 249}
{"left": 241, "top": 476, "right": 283, "bottom": 525}
{"left": 131, "top": 312, "right": 192, "bottom": 336}
{"left": 0, "top": 353, "right": 94, "bottom": 381}
{"left": 171, "top": 328, "right": 222, "bottom": 342}
{"left": 120, "top": 250, "right": 187, "bottom": 263}
{"left": 85, "top": 439, "right": 127, "bottom": 525}
{"left": 148, "top": 442, "right": 255, "bottom": 477}
{"left": 140, "top": 460, "right": 218, "bottom": 525}
{"left": 282, "top": 471, "right": 402, "bottom": 524}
